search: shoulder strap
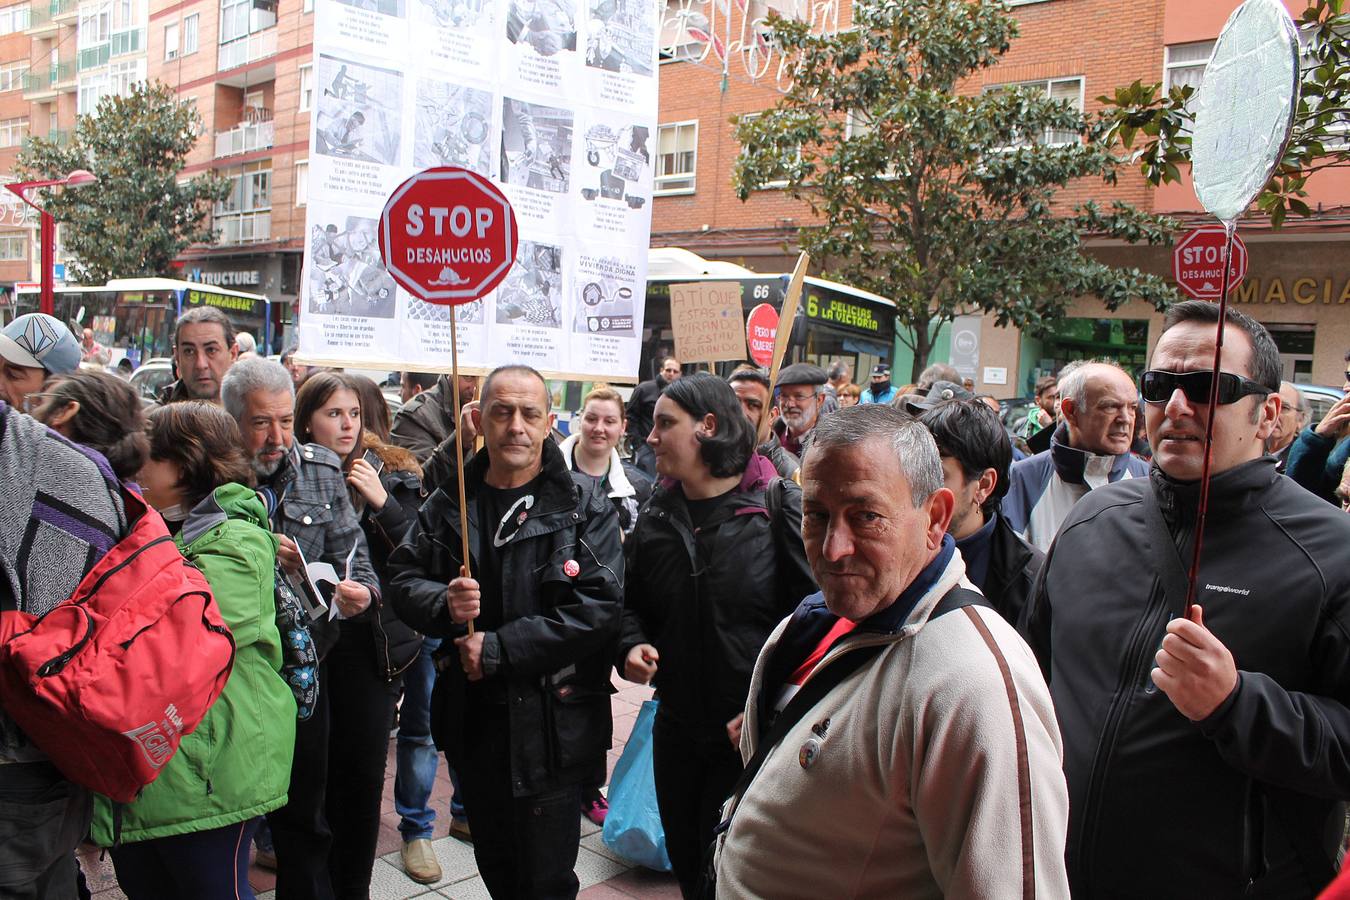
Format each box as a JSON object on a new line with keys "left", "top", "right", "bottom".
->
{"left": 765, "top": 476, "right": 784, "bottom": 550}
{"left": 1138, "top": 485, "right": 1190, "bottom": 611}
{"left": 716, "top": 585, "right": 983, "bottom": 839}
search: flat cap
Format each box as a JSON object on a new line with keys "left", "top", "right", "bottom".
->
{"left": 902, "top": 380, "right": 973, "bottom": 414}
{"left": 775, "top": 362, "right": 828, "bottom": 388}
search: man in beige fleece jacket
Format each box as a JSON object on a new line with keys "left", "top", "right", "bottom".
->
{"left": 714, "top": 404, "right": 1069, "bottom": 899}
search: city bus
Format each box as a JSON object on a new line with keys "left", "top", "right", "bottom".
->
{"left": 6, "top": 277, "right": 273, "bottom": 367}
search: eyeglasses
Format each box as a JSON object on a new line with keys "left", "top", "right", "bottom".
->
{"left": 21, "top": 392, "right": 57, "bottom": 414}
{"left": 1140, "top": 370, "right": 1273, "bottom": 406}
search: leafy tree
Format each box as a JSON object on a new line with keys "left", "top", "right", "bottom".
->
{"left": 733, "top": 0, "right": 1179, "bottom": 381}
{"left": 1099, "top": 0, "right": 1349, "bottom": 228}
{"left": 17, "top": 80, "right": 229, "bottom": 284}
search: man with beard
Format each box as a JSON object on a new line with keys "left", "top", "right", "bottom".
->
{"left": 220, "top": 357, "right": 380, "bottom": 900}
{"left": 859, "top": 363, "right": 898, "bottom": 405}
{"left": 625, "top": 355, "right": 680, "bottom": 476}
{"left": 1004, "top": 361, "right": 1147, "bottom": 551}
{"left": 158, "top": 306, "right": 239, "bottom": 405}
{"left": 772, "top": 363, "right": 828, "bottom": 458}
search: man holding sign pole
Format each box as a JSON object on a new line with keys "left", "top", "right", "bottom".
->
{"left": 389, "top": 365, "right": 624, "bottom": 899}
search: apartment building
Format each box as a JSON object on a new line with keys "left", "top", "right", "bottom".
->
{"left": 0, "top": 1, "right": 38, "bottom": 294}
{"left": 145, "top": 0, "right": 312, "bottom": 349}
{"left": 653, "top": 0, "right": 1350, "bottom": 392}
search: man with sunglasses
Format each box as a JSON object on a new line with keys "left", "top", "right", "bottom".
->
{"left": 1021, "top": 300, "right": 1350, "bottom": 897}
{"left": 1285, "top": 353, "right": 1350, "bottom": 503}
{"left": 1003, "top": 360, "right": 1148, "bottom": 552}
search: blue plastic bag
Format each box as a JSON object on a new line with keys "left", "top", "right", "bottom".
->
{"left": 602, "top": 699, "right": 672, "bottom": 871}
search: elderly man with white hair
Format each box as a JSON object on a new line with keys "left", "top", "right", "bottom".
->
{"left": 1003, "top": 360, "right": 1148, "bottom": 551}
{"left": 711, "top": 403, "right": 1069, "bottom": 899}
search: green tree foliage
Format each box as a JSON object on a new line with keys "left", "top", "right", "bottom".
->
{"left": 733, "top": 0, "right": 1179, "bottom": 380}
{"left": 1099, "top": 0, "right": 1349, "bottom": 229}
{"left": 17, "top": 80, "right": 229, "bottom": 284}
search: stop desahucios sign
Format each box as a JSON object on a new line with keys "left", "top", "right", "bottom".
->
{"left": 1172, "top": 225, "right": 1248, "bottom": 301}
{"left": 378, "top": 167, "right": 519, "bottom": 305}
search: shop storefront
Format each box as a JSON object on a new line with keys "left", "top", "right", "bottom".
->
{"left": 179, "top": 249, "right": 301, "bottom": 353}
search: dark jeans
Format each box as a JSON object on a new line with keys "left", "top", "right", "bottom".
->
{"left": 0, "top": 761, "right": 90, "bottom": 900}
{"left": 268, "top": 625, "right": 400, "bottom": 900}
{"left": 652, "top": 712, "right": 743, "bottom": 900}
{"left": 324, "top": 626, "right": 400, "bottom": 899}
{"left": 457, "top": 705, "right": 581, "bottom": 900}
{"left": 110, "top": 818, "right": 260, "bottom": 900}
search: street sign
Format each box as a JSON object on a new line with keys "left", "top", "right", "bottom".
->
{"left": 1172, "top": 225, "right": 1248, "bottom": 300}
{"left": 746, "top": 303, "right": 778, "bottom": 366}
{"left": 378, "top": 167, "right": 518, "bottom": 305}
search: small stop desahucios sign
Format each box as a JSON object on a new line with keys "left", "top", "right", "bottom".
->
{"left": 1172, "top": 225, "right": 1248, "bottom": 301}
{"left": 746, "top": 303, "right": 778, "bottom": 367}
{"left": 378, "top": 167, "right": 518, "bottom": 305}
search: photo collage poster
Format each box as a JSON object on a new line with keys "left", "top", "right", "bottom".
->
{"left": 299, "top": 0, "right": 658, "bottom": 381}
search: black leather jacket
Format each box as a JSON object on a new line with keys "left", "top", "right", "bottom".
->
{"left": 1022, "top": 459, "right": 1350, "bottom": 898}
{"left": 619, "top": 454, "right": 818, "bottom": 740}
{"left": 388, "top": 438, "right": 624, "bottom": 797}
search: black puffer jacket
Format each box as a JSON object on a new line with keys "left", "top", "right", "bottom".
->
{"left": 618, "top": 453, "right": 817, "bottom": 741}
{"left": 1022, "top": 459, "right": 1350, "bottom": 898}
{"left": 387, "top": 438, "right": 624, "bottom": 797}
{"left": 352, "top": 442, "right": 425, "bottom": 680}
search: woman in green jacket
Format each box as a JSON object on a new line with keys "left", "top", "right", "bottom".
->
{"left": 91, "top": 401, "right": 297, "bottom": 900}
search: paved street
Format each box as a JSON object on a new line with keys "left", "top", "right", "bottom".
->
{"left": 79, "top": 679, "right": 679, "bottom": 900}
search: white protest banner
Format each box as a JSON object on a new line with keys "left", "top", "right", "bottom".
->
{"left": 297, "top": 0, "right": 659, "bottom": 382}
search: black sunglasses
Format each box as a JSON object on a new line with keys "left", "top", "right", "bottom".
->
{"left": 1140, "top": 370, "right": 1273, "bottom": 406}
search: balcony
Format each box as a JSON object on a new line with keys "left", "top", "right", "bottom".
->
{"left": 22, "top": 62, "right": 75, "bottom": 101}
{"left": 218, "top": 29, "right": 277, "bottom": 72}
{"left": 215, "top": 119, "right": 274, "bottom": 158}
{"left": 26, "top": 0, "right": 76, "bottom": 35}
{"left": 78, "top": 43, "right": 110, "bottom": 72}
{"left": 216, "top": 211, "right": 271, "bottom": 245}
{"left": 110, "top": 27, "right": 143, "bottom": 58}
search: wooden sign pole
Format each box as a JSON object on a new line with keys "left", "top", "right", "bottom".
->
{"left": 758, "top": 252, "right": 810, "bottom": 447}
{"left": 448, "top": 312, "right": 474, "bottom": 637}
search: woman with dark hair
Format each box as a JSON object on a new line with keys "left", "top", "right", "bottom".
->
{"left": 31, "top": 370, "right": 149, "bottom": 480}
{"left": 90, "top": 401, "right": 295, "bottom": 900}
{"left": 292, "top": 372, "right": 424, "bottom": 897}
{"left": 617, "top": 373, "right": 817, "bottom": 897}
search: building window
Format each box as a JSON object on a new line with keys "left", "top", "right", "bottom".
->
{"left": 304, "top": 0, "right": 312, "bottom": 12}
{"left": 78, "top": 1, "right": 112, "bottom": 47}
{"left": 299, "top": 64, "right": 313, "bottom": 112}
{"left": 216, "top": 160, "right": 272, "bottom": 244}
{"left": 0, "top": 233, "right": 26, "bottom": 260}
{"left": 182, "top": 13, "right": 198, "bottom": 54}
{"left": 656, "top": 121, "right": 697, "bottom": 194}
{"left": 0, "top": 4, "right": 30, "bottom": 35}
{"left": 78, "top": 72, "right": 109, "bottom": 114}
{"left": 220, "top": 0, "right": 275, "bottom": 45}
{"left": 1163, "top": 40, "right": 1213, "bottom": 114}
{"left": 0, "top": 118, "right": 28, "bottom": 148}
{"left": 987, "top": 76, "right": 1084, "bottom": 147}
{"left": 164, "top": 21, "right": 179, "bottom": 59}
{"left": 0, "top": 61, "right": 23, "bottom": 92}
{"left": 109, "top": 58, "right": 143, "bottom": 96}
{"left": 295, "top": 160, "right": 308, "bottom": 206}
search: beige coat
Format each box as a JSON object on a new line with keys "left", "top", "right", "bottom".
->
{"left": 715, "top": 551, "right": 1071, "bottom": 899}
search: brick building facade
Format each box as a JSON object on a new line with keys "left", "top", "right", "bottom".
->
{"left": 652, "top": 0, "right": 1350, "bottom": 393}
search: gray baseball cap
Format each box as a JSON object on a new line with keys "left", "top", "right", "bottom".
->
{"left": 0, "top": 313, "right": 81, "bottom": 375}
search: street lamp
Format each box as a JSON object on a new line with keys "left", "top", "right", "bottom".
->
{"left": 5, "top": 169, "right": 98, "bottom": 315}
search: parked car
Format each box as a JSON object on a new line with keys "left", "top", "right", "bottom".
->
{"left": 1296, "top": 384, "right": 1344, "bottom": 426}
{"left": 129, "top": 358, "right": 175, "bottom": 405}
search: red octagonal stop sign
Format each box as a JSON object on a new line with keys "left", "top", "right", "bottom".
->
{"left": 378, "top": 167, "right": 518, "bottom": 305}
{"left": 1172, "top": 225, "right": 1248, "bottom": 301}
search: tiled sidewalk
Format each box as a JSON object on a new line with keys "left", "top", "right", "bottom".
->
{"left": 81, "top": 679, "right": 679, "bottom": 900}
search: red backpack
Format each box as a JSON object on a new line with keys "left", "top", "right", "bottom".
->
{"left": 0, "top": 486, "right": 236, "bottom": 803}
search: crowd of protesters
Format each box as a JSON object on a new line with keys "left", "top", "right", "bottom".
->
{"left": 3, "top": 299, "right": 1350, "bottom": 900}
